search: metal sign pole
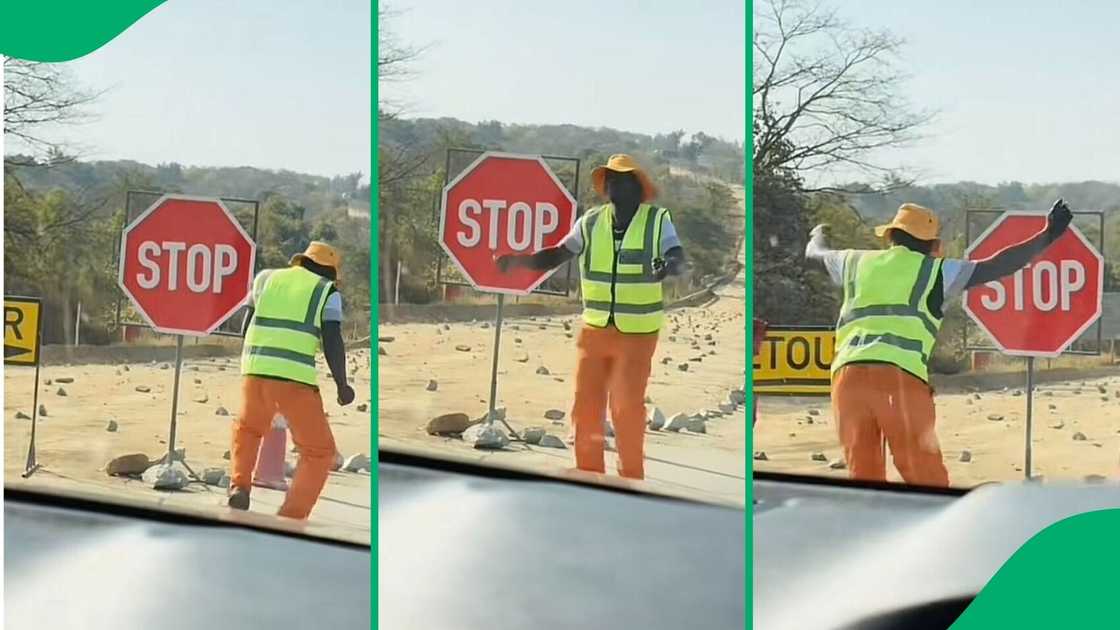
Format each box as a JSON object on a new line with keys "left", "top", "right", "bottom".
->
{"left": 164, "top": 335, "right": 202, "bottom": 481}
{"left": 22, "top": 344, "right": 42, "bottom": 478}
{"left": 485, "top": 294, "right": 519, "bottom": 437}
{"left": 1024, "top": 356, "right": 1034, "bottom": 480}
{"left": 167, "top": 335, "right": 185, "bottom": 462}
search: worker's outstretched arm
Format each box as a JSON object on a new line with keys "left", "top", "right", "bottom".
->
{"left": 654, "top": 246, "right": 686, "bottom": 280}
{"left": 496, "top": 246, "right": 577, "bottom": 272}
{"left": 321, "top": 321, "right": 355, "bottom": 405}
{"left": 965, "top": 199, "right": 1073, "bottom": 288}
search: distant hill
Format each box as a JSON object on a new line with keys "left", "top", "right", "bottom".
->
{"left": 379, "top": 116, "right": 744, "bottom": 185}
{"left": 4, "top": 156, "right": 366, "bottom": 219}
{"left": 844, "top": 180, "right": 1120, "bottom": 222}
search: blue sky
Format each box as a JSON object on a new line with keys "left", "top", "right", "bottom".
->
{"left": 27, "top": 0, "right": 371, "bottom": 180}
{"left": 819, "top": 1, "right": 1120, "bottom": 185}
{"left": 381, "top": 0, "right": 746, "bottom": 143}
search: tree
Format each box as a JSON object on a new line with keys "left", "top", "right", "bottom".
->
{"left": 378, "top": 5, "right": 428, "bottom": 121}
{"left": 753, "top": 0, "right": 932, "bottom": 191}
{"left": 3, "top": 58, "right": 103, "bottom": 166}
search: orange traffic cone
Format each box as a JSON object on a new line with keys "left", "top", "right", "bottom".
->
{"left": 253, "top": 415, "right": 289, "bottom": 491}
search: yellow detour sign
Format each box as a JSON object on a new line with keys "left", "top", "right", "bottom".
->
{"left": 753, "top": 325, "right": 834, "bottom": 396}
{"left": 4, "top": 297, "right": 43, "bottom": 366}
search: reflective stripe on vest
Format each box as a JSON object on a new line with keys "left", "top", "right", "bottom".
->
{"left": 241, "top": 266, "right": 332, "bottom": 386}
{"left": 579, "top": 203, "right": 667, "bottom": 333}
{"left": 832, "top": 247, "right": 943, "bottom": 382}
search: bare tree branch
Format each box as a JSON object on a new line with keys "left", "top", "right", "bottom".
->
{"left": 753, "top": 0, "right": 933, "bottom": 190}
{"left": 4, "top": 58, "right": 105, "bottom": 169}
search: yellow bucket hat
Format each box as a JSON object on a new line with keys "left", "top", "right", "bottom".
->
{"left": 874, "top": 203, "right": 940, "bottom": 241}
{"left": 290, "top": 241, "right": 342, "bottom": 282}
{"left": 591, "top": 153, "right": 658, "bottom": 202}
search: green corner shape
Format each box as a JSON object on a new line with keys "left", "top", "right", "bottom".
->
{"left": 952, "top": 507, "right": 1120, "bottom": 628}
{"left": 1, "top": 1, "right": 166, "bottom": 62}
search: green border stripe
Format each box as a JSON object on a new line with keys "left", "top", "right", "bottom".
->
{"left": 0, "top": 1, "right": 166, "bottom": 62}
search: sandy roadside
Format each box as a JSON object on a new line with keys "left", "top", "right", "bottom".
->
{"left": 4, "top": 348, "right": 373, "bottom": 545}
{"left": 754, "top": 371, "right": 1120, "bottom": 486}
{"left": 378, "top": 233, "right": 748, "bottom": 506}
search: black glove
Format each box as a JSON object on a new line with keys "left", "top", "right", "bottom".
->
{"left": 652, "top": 257, "right": 669, "bottom": 281}
{"left": 337, "top": 384, "right": 355, "bottom": 406}
{"left": 495, "top": 254, "right": 520, "bottom": 273}
{"left": 1046, "top": 198, "right": 1073, "bottom": 240}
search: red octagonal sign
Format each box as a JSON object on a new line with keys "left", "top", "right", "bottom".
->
{"left": 440, "top": 152, "right": 577, "bottom": 294}
{"left": 118, "top": 195, "right": 256, "bottom": 336}
{"left": 964, "top": 212, "right": 1103, "bottom": 357}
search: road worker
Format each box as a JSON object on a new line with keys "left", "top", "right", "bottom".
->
{"left": 806, "top": 200, "right": 1072, "bottom": 486}
{"left": 228, "top": 241, "right": 355, "bottom": 518}
{"left": 497, "top": 154, "right": 685, "bottom": 480}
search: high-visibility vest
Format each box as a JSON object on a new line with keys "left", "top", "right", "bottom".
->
{"left": 832, "top": 246, "right": 944, "bottom": 382}
{"left": 579, "top": 203, "right": 669, "bottom": 334}
{"left": 241, "top": 266, "right": 333, "bottom": 386}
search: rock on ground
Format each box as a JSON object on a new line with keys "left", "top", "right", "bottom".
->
{"left": 106, "top": 420, "right": 118, "bottom": 432}
{"left": 15, "top": 411, "right": 30, "bottom": 420}
{"left": 215, "top": 406, "right": 230, "bottom": 416}
{"left": 357, "top": 403, "right": 369, "bottom": 412}
{"left": 343, "top": 453, "right": 372, "bottom": 473}
{"left": 686, "top": 418, "right": 707, "bottom": 434}
{"left": 829, "top": 459, "right": 847, "bottom": 470}
{"left": 455, "top": 345, "right": 472, "bottom": 352}
{"left": 38, "top": 404, "right": 48, "bottom": 416}
{"left": 463, "top": 423, "right": 510, "bottom": 449}
{"left": 523, "top": 427, "right": 546, "bottom": 445}
{"left": 1073, "top": 432, "right": 1088, "bottom": 441}
{"left": 647, "top": 407, "right": 666, "bottom": 431}
{"left": 142, "top": 463, "right": 190, "bottom": 490}
{"left": 202, "top": 467, "right": 226, "bottom": 486}
{"left": 753, "top": 451, "right": 768, "bottom": 461}
{"left": 537, "top": 434, "right": 566, "bottom": 449}
{"left": 959, "top": 449, "right": 973, "bottom": 463}
{"left": 544, "top": 409, "right": 565, "bottom": 421}
{"left": 536, "top": 366, "right": 551, "bottom": 375}
{"left": 426, "top": 379, "right": 439, "bottom": 392}
{"left": 426, "top": 413, "right": 472, "bottom": 436}
{"left": 665, "top": 413, "right": 690, "bottom": 432}
{"left": 106, "top": 453, "right": 152, "bottom": 476}
{"left": 729, "top": 389, "right": 746, "bottom": 405}
{"left": 55, "top": 377, "right": 75, "bottom": 384}
{"left": 811, "top": 452, "right": 828, "bottom": 462}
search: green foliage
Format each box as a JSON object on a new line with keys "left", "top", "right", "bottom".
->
{"left": 378, "top": 117, "right": 743, "bottom": 304}
{"left": 4, "top": 159, "right": 370, "bottom": 344}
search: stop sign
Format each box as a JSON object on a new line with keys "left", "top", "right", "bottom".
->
{"left": 440, "top": 152, "right": 577, "bottom": 294}
{"left": 118, "top": 195, "right": 256, "bottom": 336}
{"left": 964, "top": 212, "right": 1103, "bottom": 356}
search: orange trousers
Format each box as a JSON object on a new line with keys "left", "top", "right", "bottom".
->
{"left": 571, "top": 325, "right": 658, "bottom": 479}
{"left": 232, "top": 376, "right": 336, "bottom": 519}
{"left": 831, "top": 363, "right": 949, "bottom": 487}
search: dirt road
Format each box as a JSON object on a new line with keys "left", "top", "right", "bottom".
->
{"left": 754, "top": 372, "right": 1120, "bottom": 485}
{"left": 379, "top": 236, "right": 748, "bottom": 506}
{"left": 4, "top": 348, "right": 372, "bottom": 544}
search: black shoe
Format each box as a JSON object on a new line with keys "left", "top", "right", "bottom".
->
{"left": 228, "top": 487, "right": 250, "bottom": 511}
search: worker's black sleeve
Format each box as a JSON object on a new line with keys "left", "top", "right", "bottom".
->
{"left": 240, "top": 306, "right": 255, "bottom": 336}
{"left": 522, "top": 245, "right": 578, "bottom": 271}
{"left": 655, "top": 246, "right": 686, "bottom": 280}
{"left": 321, "top": 321, "right": 348, "bottom": 390}
{"left": 965, "top": 231, "right": 1056, "bottom": 288}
